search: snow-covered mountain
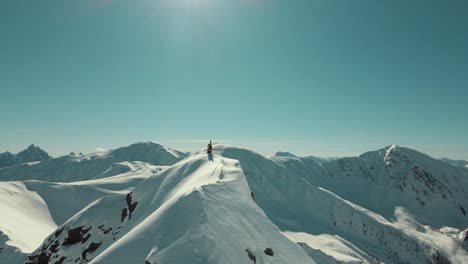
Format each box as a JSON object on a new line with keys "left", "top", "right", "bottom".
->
{"left": 275, "top": 151, "right": 339, "bottom": 164}
{"left": 1, "top": 143, "right": 467, "bottom": 264}
{"left": 0, "top": 145, "right": 51, "bottom": 168}
{"left": 0, "top": 142, "right": 187, "bottom": 182}
{"left": 217, "top": 144, "right": 468, "bottom": 263}
{"left": 0, "top": 160, "right": 162, "bottom": 263}
{"left": 440, "top": 158, "right": 468, "bottom": 170}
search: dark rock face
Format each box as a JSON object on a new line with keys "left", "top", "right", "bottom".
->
{"left": 121, "top": 208, "right": 128, "bottom": 222}
{"left": 126, "top": 193, "right": 132, "bottom": 207}
{"left": 245, "top": 249, "right": 256, "bottom": 263}
{"left": 460, "top": 205, "right": 466, "bottom": 216}
{"left": 264, "top": 248, "right": 274, "bottom": 256}
{"left": 54, "top": 227, "right": 64, "bottom": 238}
{"left": 55, "top": 256, "right": 66, "bottom": 264}
{"left": 63, "top": 226, "right": 90, "bottom": 245}
{"left": 36, "top": 252, "right": 50, "bottom": 264}
{"left": 25, "top": 252, "right": 50, "bottom": 264}
{"left": 82, "top": 242, "right": 102, "bottom": 260}
{"left": 98, "top": 225, "right": 112, "bottom": 235}
{"left": 27, "top": 193, "right": 139, "bottom": 264}
{"left": 129, "top": 202, "right": 138, "bottom": 219}
{"left": 123, "top": 192, "right": 138, "bottom": 221}
{"left": 431, "top": 252, "right": 451, "bottom": 264}
{"left": 49, "top": 241, "right": 60, "bottom": 253}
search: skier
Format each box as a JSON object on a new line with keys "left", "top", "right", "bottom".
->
{"left": 207, "top": 140, "right": 212, "bottom": 154}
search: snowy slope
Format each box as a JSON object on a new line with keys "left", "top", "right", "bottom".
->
{"left": 214, "top": 144, "right": 468, "bottom": 264}
{"left": 26, "top": 154, "right": 314, "bottom": 264}
{"left": 1, "top": 142, "right": 467, "bottom": 264}
{"left": 0, "top": 142, "right": 186, "bottom": 182}
{"left": 0, "top": 161, "right": 163, "bottom": 263}
{"left": 320, "top": 144, "right": 468, "bottom": 228}
{"left": 0, "top": 182, "right": 57, "bottom": 252}
{"left": 441, "top": 158, "right": 468, "bottom": 170}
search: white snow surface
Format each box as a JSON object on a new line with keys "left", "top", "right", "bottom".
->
{"left": 0, "top": 143, "right": 467, "bottom": 264}
{"left": 0, "top": 182, "right": 57, "bottom": 252}
{"left": 0, "top": 159, "right": 161, "bottom": 263}
{"left": 27, "top": 153, "right": 313, "bottom": 264}
{"left": 0, "top": 142, "right": 186, "bottom": 182}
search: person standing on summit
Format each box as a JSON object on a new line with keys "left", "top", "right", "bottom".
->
{"left": 207, "top": 140, "right": 212, "bottom": 154}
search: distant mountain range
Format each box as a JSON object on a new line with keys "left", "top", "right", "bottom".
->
{"left": 0, "top": 145, "right": 51, "bottom": 168}
{"left": 440, "top": 158, "right": 468, "bottom": 170}
{"left": 0, "top": 142, "right": 187, "bottom": 182}
{"left": 275, "top": 151, "right": 340, "bottom": 163}
{"left": 1, "top": 143, "right": 467, "bottom": 263}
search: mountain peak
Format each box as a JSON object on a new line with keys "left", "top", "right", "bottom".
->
{"left": 17, "top": 144, "right": 51, "bottom": 161}
{"left": 0, "top": 145, "right": 51, "bottom": 168}
{"left": 384, "top": 144, "right": 399, "bottom": 164}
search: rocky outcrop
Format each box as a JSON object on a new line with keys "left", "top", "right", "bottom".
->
{"left": 245, "top": 249, "right": 256, "bottom": 263}
{"left": 26, "top": 193, "right": 140, "bottom": 264}
{"left": 123, "top": 192, "right": 138, "bottom": 221}
{"left": 264, "top": 247, "right": 274, "bottom": 256}
{"left": 63, "top": 226, "right": 90, "bottom": 245}
{"left": 430, "top": 252, "right": 451, "bottom": 264}
{"left": 82, "top": 242, "right": 102, "bottom": 260}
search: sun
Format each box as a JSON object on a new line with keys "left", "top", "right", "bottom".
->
{"left": 155, "top": 0, "right": 214, "bottom": 13}
{"left": 184, "top": 0, "right": 211, "bottom": 10}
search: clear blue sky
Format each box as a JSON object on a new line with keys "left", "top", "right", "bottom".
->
{"left": 1, "top": 0, "right": 467, "bottom": 159}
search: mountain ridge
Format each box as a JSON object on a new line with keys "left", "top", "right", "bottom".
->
{"left": 0, "top": 142, "right": 187, "bottom": 182}
{"left": 0, "top": 142, "right": 466, "bottom": 264}
{"left": 0, "top": 145, "right": 51, "bottom": 168}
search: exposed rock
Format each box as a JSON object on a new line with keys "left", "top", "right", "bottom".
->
{"left": 81, "top": 233, "right": 91, "bottom": 244}
{"left": 98, "top": 225, "right": 112, "bottom": 234}
{"left": 62, "top": 226, "right": 90, "bottom": 245}
{"left": 431, "top": 252, "right": 451, "bottom": 264}
{"left": 129, "top": 202, "right": 138, "bottom": 219}
{"left": 55, "top": 256, "right": 66, "bottom": 264}
{"left": 37, "top": 252, "right": 50, "bottom": 264}
{"left": 126, "top": 192, "right": 133, "bottom": 208}
{"left": 82, "top": 241, "right": 102, "bottom": 260}
{"left": 245, "top": 249, "right": 256, "bottom": 263}
{"left": 121, "top": 208, "right": 128, "bottom": 222}
{"left": 264, "top": 247, "right": 274, "bottom": 256}
{"left": 49, "top": 241, "right": 59, "bottom": 253}
{"left": 0, "top": 144, "right": 51, "bottom": 168}
{"left": 54, "top": 227, "right": 64, "bottom": 238}
{"left": 123, "top": 192, "right": 138, "bottom": 220}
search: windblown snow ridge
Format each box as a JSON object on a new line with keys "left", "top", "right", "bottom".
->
{"left": 26, "top": 153, "right": 313, "bottom": 264}
{"left": 0, "top": 142, "right": 467, "bottom": 264}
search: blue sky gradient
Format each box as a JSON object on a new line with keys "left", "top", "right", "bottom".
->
{"left": 1, "top": 0, "right": 467, "bottom": 159}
